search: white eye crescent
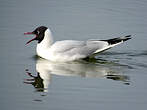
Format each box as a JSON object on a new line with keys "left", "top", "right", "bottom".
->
{"left": 37, "top": 31, "right": 40, "bottom": 34}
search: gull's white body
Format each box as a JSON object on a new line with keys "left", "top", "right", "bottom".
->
{"left": 36, "top": 29, "right": 123, "bottom": 62}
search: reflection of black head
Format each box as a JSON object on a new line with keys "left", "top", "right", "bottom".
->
{"left": 33, "top": 72, "right": 44, "bottom": 90}
{"left": 24, "top": 72, "right": 44, "bottom": 92}
{"left": 32, "top": 26, "right": 48, "bottom": 43}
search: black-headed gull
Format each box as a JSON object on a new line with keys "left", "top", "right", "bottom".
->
{"left": 24, "top": 26, "right": 131, "bottom": 62}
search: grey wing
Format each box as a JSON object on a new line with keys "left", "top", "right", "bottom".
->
{"left": 50, "top": 40, "right": 109, "bottom": 58}
{"left": 50, "top": 40, "right": 86, "bottom": 53}
{"left": 85, "top": 40, "right": 109, "bottom": 55}
{"left": 60, "top": 40, "right": 109, "bottom": 56}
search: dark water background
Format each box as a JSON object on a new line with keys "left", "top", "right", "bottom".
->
{"left": 1, "top": 0, "right": 147, "bottom": 110}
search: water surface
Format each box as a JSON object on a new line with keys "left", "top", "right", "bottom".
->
{"left": 1, "top": 0, "right": 147, "bottom": 110}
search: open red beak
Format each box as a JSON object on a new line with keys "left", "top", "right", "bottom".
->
{"left": 24, "top": 32, "right": 33, "bottom": 35}
{"left": 24, "top": 32, "right": 37, "bottom": 45}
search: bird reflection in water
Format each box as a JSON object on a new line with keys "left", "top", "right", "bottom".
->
{"left": 24, "top": 57, "right": 130, "bottom": 92}
{"left": 24, "top": 70, "right": 45, "bottom": 92}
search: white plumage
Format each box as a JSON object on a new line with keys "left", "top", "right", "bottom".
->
{"left": 36, "top": 29, "right": 109, "bottom": 61}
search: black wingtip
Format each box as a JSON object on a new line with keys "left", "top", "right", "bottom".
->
{"left": 103, "top": 35, "right": 132, "bottom": 45}
{"left": 125, "top": 35, "right": 131, "bottom": 38}
{"left": 123, "top": 35, "right": 132, "bottom": 41}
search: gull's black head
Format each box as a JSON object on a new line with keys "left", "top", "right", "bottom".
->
{"left": 24, "top": 26, "right": 48, "bottom": 44}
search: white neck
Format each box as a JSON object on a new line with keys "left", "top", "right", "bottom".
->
{"left": 36, "top": 29, "right": 53, "bottom": 57}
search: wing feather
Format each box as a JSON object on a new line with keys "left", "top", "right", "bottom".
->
{"left": 50, "top": 40, "right": 109, "bottom": 57}
{"left": 50, "top": 40, "right": 85, "bottom": 53}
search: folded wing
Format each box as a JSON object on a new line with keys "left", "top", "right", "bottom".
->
{"left": 49, "top": 35, "right": 131, "bottom": 59}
